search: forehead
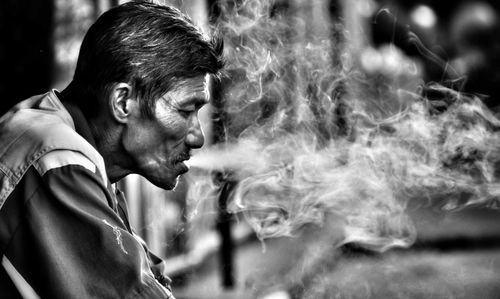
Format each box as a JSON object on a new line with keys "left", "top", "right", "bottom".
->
{"left": 166, "top": 75, "right": 210, "bottom": 105}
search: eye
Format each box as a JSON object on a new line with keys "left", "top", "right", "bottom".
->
{"left": 178, "top": 109, "right": 195, "bottom": 118}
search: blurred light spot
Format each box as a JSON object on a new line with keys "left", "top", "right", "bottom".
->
{"left": 260, "top": 290, "right": 291, "bottom": 299}
{"left": 360, "top": 45, "right": 421, "bottom": 77}
{"left": 356, "top": 0, "right": 377, "bottom": 17}
{"left": 384, "top": 48, "right": 400, "bottom": 71}
{"left": 360, "top": 47, "right": 383, "bottom": 74}
{"left": 411, "top": 5, "right": 437, "bottom": 28}
{"left": 469, "top": 2, "right": 497, "bottom": 26}
{"left": 450, "top": 2, "right": 498, "bottom": 48}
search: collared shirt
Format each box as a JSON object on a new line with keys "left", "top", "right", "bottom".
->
{"left": 0, "top": 91, "right": 174, "bottom": 298}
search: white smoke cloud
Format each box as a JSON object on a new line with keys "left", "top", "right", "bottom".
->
{"left": 186, "top": 0, "right": 500, "bottom": 252}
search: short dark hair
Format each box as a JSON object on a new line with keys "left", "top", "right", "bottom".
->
{"left": 65, "top": 0, "right": 224, "bottom": 118}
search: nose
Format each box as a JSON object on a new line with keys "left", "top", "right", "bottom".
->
{"left": 185, "top": 114, "right": 205, "bottom": 149}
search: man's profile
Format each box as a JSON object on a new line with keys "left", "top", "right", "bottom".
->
{"left": 0, "top": 1, "right": 223, "bottom": 298}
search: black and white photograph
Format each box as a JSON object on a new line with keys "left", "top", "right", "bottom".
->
{"left": 1, "top": 0, "right": 500, "bottom": 298}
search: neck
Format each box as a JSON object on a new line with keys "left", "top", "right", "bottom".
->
{"left": 88, "top": 119, "right": 132, "bottom": 183}
{"left": 60, "top": 88, "right": 132, "bottom": 183}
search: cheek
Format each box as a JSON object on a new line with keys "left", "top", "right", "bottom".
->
{"left": 156, "top": 114, "right": 189, "bottom": 140}
{"left": 154, "top": 100, "right": 189, "bottom": 138}
{"left": 124, "top": 125, "right": 156, "bottom": 154}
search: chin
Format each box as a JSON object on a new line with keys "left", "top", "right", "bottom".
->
{"left": 162, "top": 177, "right": 179, "bottom": 190}
{"left": 147, "top": 175, "right": 179, "bottom": 191}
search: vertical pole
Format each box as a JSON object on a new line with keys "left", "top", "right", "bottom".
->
{"left": 207, "top": 0, "right": 236, "bottom": 287}
{"left": 211, "top": 77, "right": 236, "bottom": 288}
{"left": 215, "top": 175, "right": 236, "bottom": 288}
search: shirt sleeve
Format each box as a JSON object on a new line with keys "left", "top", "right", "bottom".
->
{"left": 3, "top": 153, "right": 174, "bottom": 299}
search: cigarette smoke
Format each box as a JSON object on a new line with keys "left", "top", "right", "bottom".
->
{"left": 186, "top": 0, "right": 500, "bottom": 252}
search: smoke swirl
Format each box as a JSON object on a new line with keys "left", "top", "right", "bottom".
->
{"left": 186, "top": 0, "right": 500, "bottom": 251}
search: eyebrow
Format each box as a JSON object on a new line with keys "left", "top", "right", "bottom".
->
{"left": 182, "top": 94, "right": 210, "bottom": 106}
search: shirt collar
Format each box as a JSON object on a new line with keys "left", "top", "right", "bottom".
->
{"left": 54, "top": 90, "right": 98, "bottom": 149}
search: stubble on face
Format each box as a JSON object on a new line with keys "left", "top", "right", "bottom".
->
{"left": 125, "top": 75, "right": 209, "bottom": 190}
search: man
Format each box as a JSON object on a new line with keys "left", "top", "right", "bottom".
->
{"left": 0, "top": 1, "right": 223, "bottom": 298}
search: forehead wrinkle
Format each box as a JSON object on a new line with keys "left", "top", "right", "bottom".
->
{"left": 167, "top": 90, "right": 208, "bottom": 107}
{"left": 167, "top": 77, "right": 209, "bottom": 106}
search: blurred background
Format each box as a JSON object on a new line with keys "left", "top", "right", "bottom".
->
{"left": 1, "top": 0, "right": 500, "bottom": 298}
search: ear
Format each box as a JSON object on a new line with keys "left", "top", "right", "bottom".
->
{"left": 109, "top": 83, "right": 136, "bottom": 123}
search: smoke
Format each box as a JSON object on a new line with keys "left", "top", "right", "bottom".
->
{"left": 186, "top": 0, "right": 500, "bottom": 252}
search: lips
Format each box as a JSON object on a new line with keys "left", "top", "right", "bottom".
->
{"left": 177, "top": 154, "right": 191, "bottom": 164}
{"left": 173, "top": 151, "right": 191, "bottom": 163}
{"left": 178, "top": 162, "right": 189, "bottom": 174}
{"left": 174, "top": 152, "right": 191, "bottom": 174}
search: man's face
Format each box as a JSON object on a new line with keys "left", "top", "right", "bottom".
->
{"left": 123, "top": 75, "right": 209, "bottom": 190}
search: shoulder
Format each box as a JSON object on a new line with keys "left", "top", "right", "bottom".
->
{"left": 33, "top": 150, "right": 97, "bottom": 177}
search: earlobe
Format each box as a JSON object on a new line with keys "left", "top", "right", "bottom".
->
{"left": 110, "top": 83, "right": 134, "bottom": 123}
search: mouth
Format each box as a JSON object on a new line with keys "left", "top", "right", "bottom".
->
{"left": 178, "top": 161, "right": 189, "bottom": 174}
{"left": 174, "top": 152, "right": 191, "bottom": 173}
